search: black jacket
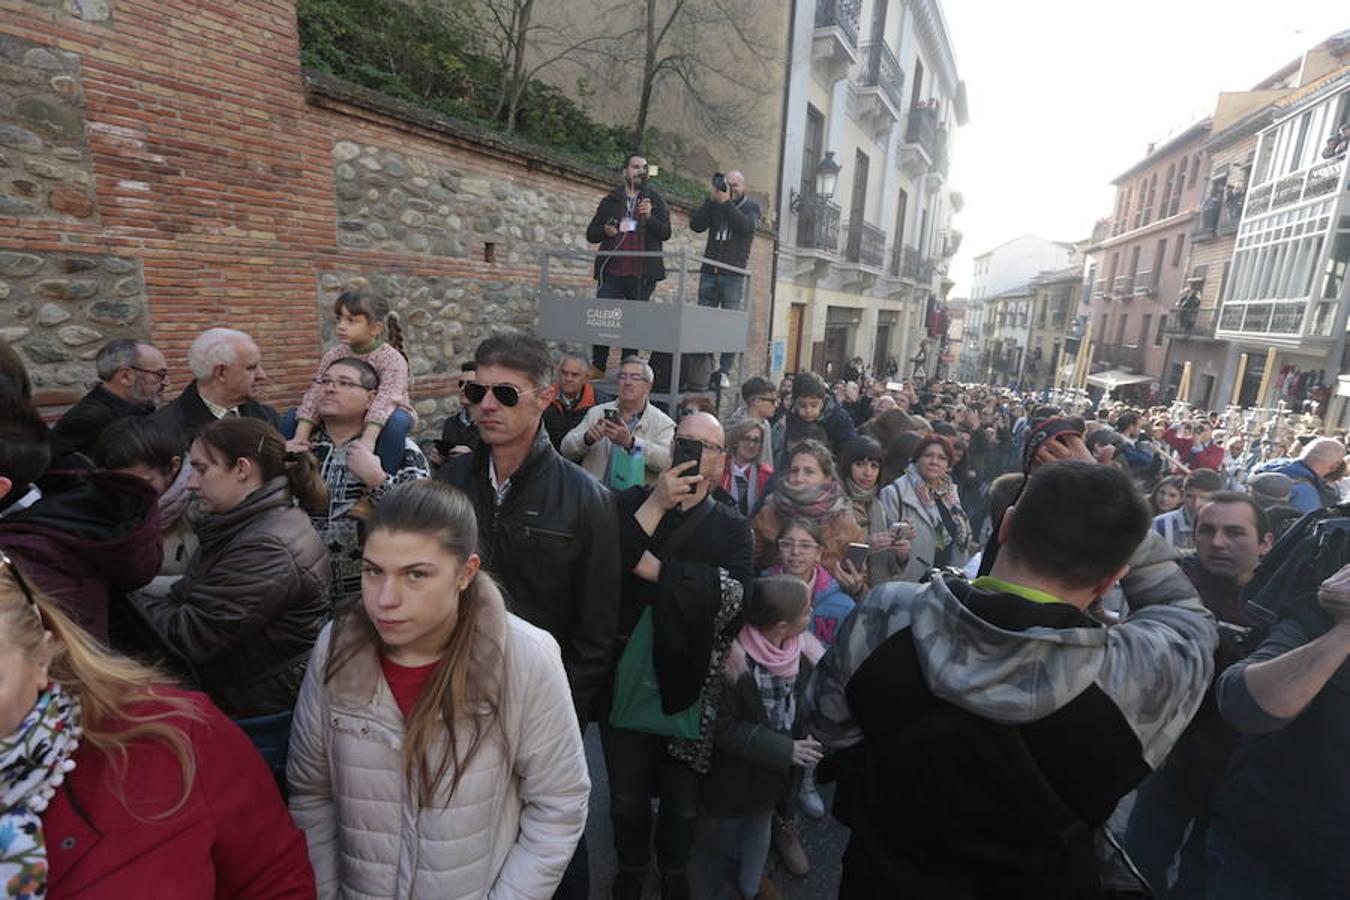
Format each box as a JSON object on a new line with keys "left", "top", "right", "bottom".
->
{"left": 585, "top": 186, "right": 672, "bottom": 283}
{"left": 542, "top": 382, "right": 602, "bottom": 450}
{"left": 689, "top": 194, "right": 761, "bottom": 272}
{"left": 437, "top": 427, "right": 620, "bottom": 722}
{"left": 149, "top": 381, "right": 279, "bottom": 450}
{"left": 50, "top": 384, "right": 154, "bottom": 459}
{"left": 613, "top": 486, "right": 754, "bottom": 713}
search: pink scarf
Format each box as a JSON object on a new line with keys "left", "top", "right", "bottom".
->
{"left": 737, "top": 624, "right": 802, "bottom": 677}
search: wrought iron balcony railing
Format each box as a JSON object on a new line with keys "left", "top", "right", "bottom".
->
{"left": 846, "top": 221, "right": 886, "bottom": 269}
{"left": 795, "top": 193, "right": 841, "bottom": 253}
{"left": 858, "top": 41, "right": 904, "bottom": 111}
{"left": 814, "top": 0, "right": 860, "bottom": 47}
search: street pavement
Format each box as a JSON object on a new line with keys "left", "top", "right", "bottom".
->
{"left": 582, "top": 725, "right": 847, "bottom": 899}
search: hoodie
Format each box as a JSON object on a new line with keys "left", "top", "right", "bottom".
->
{"left": 810, "top": 571, "right": 1215, "bottom": 897}
{"left": 0, "top": 471, "right": 162, "bottom": 642}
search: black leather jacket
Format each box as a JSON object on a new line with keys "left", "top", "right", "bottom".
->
{"left": 438, "top": 427, "right": 621, "bottom": 722}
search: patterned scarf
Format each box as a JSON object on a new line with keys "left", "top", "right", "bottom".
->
{"left": 1, "top": 683, "right": 81, "bottom": 900}
{"left": 769, "top": 478, "right": 850, "bottom": 522}
{"left": 905, "top": 463, "right": 973, "bottom": 551}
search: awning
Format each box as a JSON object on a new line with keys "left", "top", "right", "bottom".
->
{"left": 1086, "top": 369, "right": 1156, "bottom": 389}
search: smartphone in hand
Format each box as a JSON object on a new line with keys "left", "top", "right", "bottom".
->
{"left": 845, "top": 542, "right": 870, "bottom": 571}
{"left": 672, "top": 436, "right": 703, "bottom": 492}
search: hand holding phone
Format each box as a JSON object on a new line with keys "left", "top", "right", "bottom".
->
{"left": 845, "top": 542, "right": 870, "bottom": 572}
{"left": 672, "top": 436, "right": 704, "bottom": 493}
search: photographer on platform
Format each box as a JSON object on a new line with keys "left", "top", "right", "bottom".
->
{"left": 585, "top": 153, "right": 672, "bottom": 384}
{"left": 685, "top": 169, "right": 761, "bottom": 389}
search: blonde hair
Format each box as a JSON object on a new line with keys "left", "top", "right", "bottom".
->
{"left": 326, "top": 481, "right": 505, "bottom": 807}
{"left": 0, "top": 567, "right": 199, "bottom": 816}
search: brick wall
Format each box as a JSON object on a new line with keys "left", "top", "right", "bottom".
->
{"left": 1, "top": 1, "right": 773, "bottom": 433}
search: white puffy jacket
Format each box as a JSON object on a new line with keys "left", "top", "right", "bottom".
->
{"left": 286, "top": 582, "right": 590, "bottom": 899}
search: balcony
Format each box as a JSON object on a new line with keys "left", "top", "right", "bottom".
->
{"left": 1244, "top": 156, "right": 1346, "bottom": 218}
{"left": 1111, "top": 275, "right": 1131, "bottom": 299}
{"left": 1090, "top": 281, "right": 1105, "bottom": 303}
{"left": 1097, "top": 343, "right": 1144, "bottom": 372}
{"left": 853, "top": 42, "right": 904, "bottom": 134}
{"left": 845, "top": 221, "right": 886, "bottom": 269}
{"left": 890, "top": 244, "right": 935, "bottom": 283}
{"left": 812, "top": 0, "right": 860, "bottom": 84}
{"left": 1192, "top": 196, "right": 1243, "bottom": 241}
{"left": 897, "top": 104, "right": 940, "bottom": 178}
{"left": 795, "top": 193, "right": 840, "bottom": 254}
{"left": 1163, "top": 307, "right": 1219, "bottom": 340}
{"left": 1132, "top": 270, "right": 1158, "bottom": 298}
{"left": 1216, "top": 300, "right": 1307, "bottom": 340}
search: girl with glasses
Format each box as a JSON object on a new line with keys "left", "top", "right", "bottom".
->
{"left": 0, "top": 554, "right": 315, "bottom": 898}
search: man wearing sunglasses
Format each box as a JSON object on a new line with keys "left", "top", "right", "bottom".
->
{"left": 560, "top": 356, "right": 675, "bottom": 486}
{"left": 50, "top": 339, "right": 168, "bottom": 461}
{"left": 436, "top": 332, "right": 619, "bottom": 900}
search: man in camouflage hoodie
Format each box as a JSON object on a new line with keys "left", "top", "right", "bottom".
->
{"left": 811, "top": 461, "right": 1216, "bottom": 898}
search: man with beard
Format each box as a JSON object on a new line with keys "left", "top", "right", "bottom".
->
{"left": 51, "top": 339, "right": 169, "bottom": 461}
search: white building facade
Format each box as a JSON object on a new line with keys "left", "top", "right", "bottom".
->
{"left": 772, "top": 0, "right": 967, "bottom": 380}
{"left": 1213, "top": 69, "right": 1350, "bottom": 418}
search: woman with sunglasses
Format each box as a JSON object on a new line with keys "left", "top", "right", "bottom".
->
{"left": 302, "top": 358, "right": 429, "bottom": 613}
{"left": 0, "top": 552, "right": 315, "bottom": 898}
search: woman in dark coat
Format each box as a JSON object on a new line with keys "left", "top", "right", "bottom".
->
{"left": 130, "top": 418, "right": 330, "bottom": 720}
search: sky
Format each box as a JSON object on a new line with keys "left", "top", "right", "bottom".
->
{"left": 941, "top": 2, "right": 1349, "bottom": 297}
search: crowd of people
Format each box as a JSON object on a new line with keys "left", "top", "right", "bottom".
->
{"left": 6, "top": 302, "right": 1350, "bottom": 899}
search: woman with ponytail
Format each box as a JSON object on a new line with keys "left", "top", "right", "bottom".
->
{"left": 0, "top": 551, "right": 315, "bottom": 898}
{"left": 286, "top": 480, "right": 589, "bottom": 898}
{"left": 129, "top": 417, "right": 330, "bottom": 724}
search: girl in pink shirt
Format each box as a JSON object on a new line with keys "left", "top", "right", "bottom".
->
{"left": 287, "top": 291, "right": 417, "bottom": 474}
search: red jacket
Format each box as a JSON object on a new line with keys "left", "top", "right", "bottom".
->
{"left": 1162, "top": 427, "right": 1225, "bottom": 472}
{"left": 43, "top": 689, "right": 315, "bottom": 899}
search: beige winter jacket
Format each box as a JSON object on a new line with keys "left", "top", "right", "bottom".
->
{"left": 286, "top": 581, "right": 590, "bottom": 899}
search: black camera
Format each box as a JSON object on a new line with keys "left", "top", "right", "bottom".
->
{"left": 712, "top": 172, "right": 728, "bottom": 193}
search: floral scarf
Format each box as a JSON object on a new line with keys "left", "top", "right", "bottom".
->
{"left": 769, "top": 478, "right": 850, "bottom": 522}
{"left": 1, "top": 682, "right": 80, "bottom": 900}
{"left": 904, "top": 463, "right": 973, "bottom": 552}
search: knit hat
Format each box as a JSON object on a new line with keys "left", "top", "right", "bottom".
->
{"left": 1247, "top": 472, "right": 1294, "bottom": 507}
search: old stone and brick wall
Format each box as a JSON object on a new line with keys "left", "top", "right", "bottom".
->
{"left": 1, "top": 1, "right": 773, "bottom": 435}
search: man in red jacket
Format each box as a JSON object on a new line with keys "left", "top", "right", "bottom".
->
{"left": 1163, "top": 418, "right": 1225, "bottom": 472}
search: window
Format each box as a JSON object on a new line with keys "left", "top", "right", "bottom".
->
{"left": 1172, "top": 233, "right": 1185, "bottom": 267}
{"left": 1117, "top": 314, "right": 1129, "bottom": 344}
{"left": 1155, "top": 315, "right": 1167, "bottom": 346}
{"left": 1176, "top": 155, "right": 1188, "bottom": 211}
{"left": 1144, "top": 173, "right": 1158, "bottom": 225}
{"left": 802, "top": 106, "right": 824, "bottom": 195}
{"left": 1153, "top": 238, "right": 1167, "bottom": 276}
{"left": 1190, "top": 154, "right": 1200, "bottom": 188}
{"left": 1140, "top": 314, "right": 1152, "bottom": 346}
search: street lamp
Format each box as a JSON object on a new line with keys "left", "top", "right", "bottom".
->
{"left": 789, "top": 151, "right": 843, "bottom": 212}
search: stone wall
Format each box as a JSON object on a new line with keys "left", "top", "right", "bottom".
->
{"left": 0, "top": 33, "right": 96, "bottom": 222}
{"left": 0, "top": 249, "right": 144, "bottom": 390}
{"left": 1, "top": 1, "right": 774, "bottom": 436}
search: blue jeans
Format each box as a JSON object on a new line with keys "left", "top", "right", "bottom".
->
{"left": 696, "top": 271, "right": 746, "bottom": 375}
{"left": 280, "top": 408, "right": 414, "bottom": 476}
{"left": 1121, "top": 765, "right": 1209, "bottom": 897}
{"left": 1204, "top": 825, "right": 1307, "bottom": 900}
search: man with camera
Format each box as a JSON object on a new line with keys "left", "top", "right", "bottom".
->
{"left": 685, "top": 169, "right": 761, "bottom": 388}
{"left": 585, "top": 153, "right": 672, "bottom": 381}
{"left": 560, "top": 356, "right": 675, "bottom": 487}
{"left": 811, "top": 461, "right": 1216, "bottom": 897}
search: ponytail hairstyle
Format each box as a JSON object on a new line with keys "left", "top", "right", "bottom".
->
{"left": 747, "top": 574, "right": 811, "bottom": 630}
{"left": 327, "top": 480, "right": 504, "bottom": 807}
{"left": 0, "top": 555, "right": 200, "bottom": 816}
{"left": 193, "top": 418, "right": 328, "bottom": 515}
{"left": 334, "top": 289, "right": 405, "bottom": 357}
